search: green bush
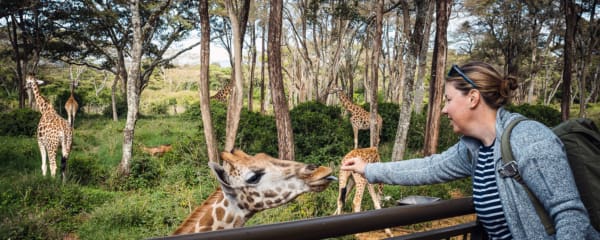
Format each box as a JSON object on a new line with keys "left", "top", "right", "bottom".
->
{"left": 122, "top": 157, "right": 164, "bottom": 190}
{"left": 237, "top": 110, "right": 278, "bottom": 156}
{"left": 406, "top": 110, "right": 460, "bottom": 153}
{"left": 102, "top": 96, "right": 127, "bottom": 118}
{"left": 0, "top": 108, "right": 40, "bottom": 136}
{"left": 68, "top": 155, "right": 108, "bottom": 186}
{"left": 291, "top": 101, "right": 353, "bottom": 165}
{"left": 505, "top": 104, "right": 562, "bottom": 126}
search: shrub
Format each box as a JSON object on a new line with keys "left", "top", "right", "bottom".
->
{"left": 291, "top": 101, "right": 353, "bottom": 165}
{"left": 68, "top": 155, "right": 108, "bottom": 186}
{"left": 505, "top": 104, "right": 562, "bottom": 126}
{"left": 0, "top": 108, "right": 40, "bottom": 136}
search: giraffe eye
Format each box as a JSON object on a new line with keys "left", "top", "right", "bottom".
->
{"left": 246, "top": 171, "right": 264, "bottom": 184}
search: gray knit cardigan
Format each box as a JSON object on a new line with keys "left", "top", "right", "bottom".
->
{"left": 364, "top": 108, "right": 600, "bottom": 239}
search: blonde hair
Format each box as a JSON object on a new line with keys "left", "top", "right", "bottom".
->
{"left": 446, "top": 61, "right": 518, "bottom": 108}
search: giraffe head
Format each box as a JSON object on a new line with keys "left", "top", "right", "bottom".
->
{"left": 25, "top": 74, "right": 45, "bottom": 89}
{"left": 210, "top": 149, "right": 336, "bottom": 212}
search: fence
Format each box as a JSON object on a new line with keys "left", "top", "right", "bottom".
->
{"left": 151, "top": 197, "right": 484, "bottom": 240}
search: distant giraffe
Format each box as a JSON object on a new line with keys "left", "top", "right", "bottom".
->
{"left": 210, "top": 80, "right": 233, "bottom": 102}
{"left": 172, "top": 149, "right": 336, "bottom": 234}
{"left": 25, "top": 75, "right": 73, "bottom": 181}
{"left": 335, "top": 147, "right": 392, "bottom": 237}
{"left": 64, "top": 81, "right": 78, "bottom": 127}
{"left": 330, "top": 87, "right": 382, "bottom": 149}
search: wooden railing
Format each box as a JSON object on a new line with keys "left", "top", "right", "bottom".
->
{"left": 150, "top": 197, "right": 484, "bottom": 240}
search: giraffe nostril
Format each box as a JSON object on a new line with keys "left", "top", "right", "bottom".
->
{"left": 306, "top": 164, "right": 317, "bottom": 171}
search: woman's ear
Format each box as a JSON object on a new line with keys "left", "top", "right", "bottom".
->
{"left": 469, "top": 89, "right": 481, "bottom": 108}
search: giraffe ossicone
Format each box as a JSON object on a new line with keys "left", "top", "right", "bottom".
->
{"left": 172, "top": 149, "right": 337, "bottom": 235}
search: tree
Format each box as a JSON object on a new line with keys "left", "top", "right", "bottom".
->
{"left": 392, "top": 0, "right": 433, "bottom": 160}
{"left": 119, "top": 0, "right": 199, "bottom": 175}
{"left": 1, "top": 1, "right": 56, "bottom": 108}
{"left": 269, "top": 0, "right": 294, "bottom": 160}
{"left": 424, "top": 0, "right": 451, "bottom": 156}
{"left": 370, "top": 0, "right": 383, "bottom": 148}
{"left": 199, "top": 0, "right": 219, "bottom": 163}
{"left": 223, "top": 0, "right": 251, "bottom": 152}
{"left": 561, "top": 0, "right": 576, "bottom": 121}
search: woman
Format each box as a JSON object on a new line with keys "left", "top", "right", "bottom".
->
{"left": 341, "top": 62, "right": 599, "bottom": 239}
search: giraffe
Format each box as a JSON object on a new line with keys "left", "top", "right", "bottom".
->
{"left": 64, "top": 81, "right": 78, "bottom": 127}
{"left": 172, "top": 149, "right": 336, "bottom": 234}
{"left": 330, "top": 87, "right": 383, "bottom": 149}
{"left": 335, "top": 147, "right": 392, "bottom": 237}
{"left": 25, "top": 74, "right": 73, "bottom": 181}
{"left": 209, "top": 80, "right": 233, "bottom": 103}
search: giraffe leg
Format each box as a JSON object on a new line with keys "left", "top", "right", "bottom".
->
{"left": 366, "top": 183, "right": 393, "bottom": 237}
{"left": 61, "top": 134, "right": 72, "bottom": 182}
{"left": 48, "top": 149, "right": 58, "bottom": 178}
{"left": 335, "top": 170, "right": 351, "bottom": 215}
{"left": 353, "top": 126, "right": 359, "bottom": 149}
{"left": 351, "top": 173, "right": 366, "bottom": 212}
{"left": 38, "top": 141, "right": 47, "bottom": 176}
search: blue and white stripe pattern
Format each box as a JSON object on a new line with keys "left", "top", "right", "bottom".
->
{"left": 473, "top": 145, "right": 512, "bottom": 240}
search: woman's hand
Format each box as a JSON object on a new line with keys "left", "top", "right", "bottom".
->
{"left": 340, "top": 157, "right": 367, "bottom": 176}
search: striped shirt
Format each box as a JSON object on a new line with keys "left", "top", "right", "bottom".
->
{"left": 473, "top": 145, "right": 512, "bottom": 240}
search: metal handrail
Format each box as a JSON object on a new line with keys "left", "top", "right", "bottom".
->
{"left": 151, "top": 197, "right": 476, "bottom": 240}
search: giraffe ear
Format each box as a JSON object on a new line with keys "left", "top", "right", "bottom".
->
{"left": 209, "top": 162, "right": 232, "bottom": 188}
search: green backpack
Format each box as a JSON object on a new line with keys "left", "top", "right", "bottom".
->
{"left": 501, "top": 117, "right": 600, "bottom": 235}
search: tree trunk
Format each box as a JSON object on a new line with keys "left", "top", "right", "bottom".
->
{"left": 224, "top": 0, "right": 251, "bottom": 152}
{"left": 260, "top": 21, "right": 267, "bottom": 115}
{"left": 561, "top": 0, "right": 576, "bottom": 121}
{"left": 413, "top": 1, "right": 434, "bottom": 114}
{"left": 199, "top": 0, "right": 219, "bottom": 163}
{"left": 370, "top": 0, "right": 383, "bottom": 148}
{"left": 119, "top": 0, "right": 143, "bottom": 176}
{"left": 392, "top": 0, "right": 431, "bottom": 161}
{"left": 111, "top": 73, "right": 119, "bottom": 121}
{"left": 424, "top": 0, "right": 450, "bottom": 156}
{"left": 248, "top": 23, "right": 257, "bottom": 111}
{"left": 269, "top": 0, "right": 295, "bottom": 160}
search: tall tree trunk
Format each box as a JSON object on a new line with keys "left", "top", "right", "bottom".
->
{"left": 199, "top": 0, "right": 219, "bottom": 163}
{"left": 111, "top": 73, "right": 119, "bottom": 121}
{"left": 260, "top": 20, "right": 267, "bottom": 115}
{"left": 561, "top": 0, "right": 576, "bottom": 121}
{"left": 424, "top": 0, "right": 450, "bottom": 156}
{"left": 119, "top": 0, "right": 143, "bottom": 176}
{"left": 370, "top": 0, "right": 383, "bottom": 148}
{"left": 392, "top": 0, "right": 431, "bottom": 161}
{"left": 248, "top": 23, "right": 257, "bottom": 111}
{"left": 413, "top": 1, "right": 434, "bottom": 114}
{"left": 224, "top": 0, "right": 251, "bottom": 152}
{"left": 269, "top": 0, "right": 294, "bottom": 160}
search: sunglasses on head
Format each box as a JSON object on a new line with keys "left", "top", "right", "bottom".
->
{"left": 448, "top": 64, "right": 478, "bottom": 88}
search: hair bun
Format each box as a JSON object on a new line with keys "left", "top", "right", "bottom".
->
{"left": 504, "top": 75, "right": 518, "bottom": 91}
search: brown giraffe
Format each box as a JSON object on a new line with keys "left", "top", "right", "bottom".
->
{"left": 172, "top": 149, "right": 336, "bottom": 234}
{"left": 330, "top": 87, "right": 383, "bottom": 149}
{"left": 335, "top": 147, "right": 392, "bottom": 237}
{"left": 25, "top": 75, "right": 73, "bottom": 181}
{"left": 209, "top": 80, "right": 233, "bottom": 102}
{"left": 64, "top": 81, "right": 78, "bottom": 127}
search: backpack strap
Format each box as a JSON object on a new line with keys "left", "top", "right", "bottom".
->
{"left": 500, "top": 116, "right": 557, "bottom": 235}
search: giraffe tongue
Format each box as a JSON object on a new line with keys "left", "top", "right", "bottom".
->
{"left": 325, "top": 176, "right": 338, "bottom": 181}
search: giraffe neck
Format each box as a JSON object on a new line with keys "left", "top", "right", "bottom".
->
{"left": 337, "top": 92, "right": 364, "bottom": 114}
{"left": 173, "top": 188, "right": 250, "bottom": 234}
{"left": 30, "top": 82, "right": 54, "bottom": 114}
